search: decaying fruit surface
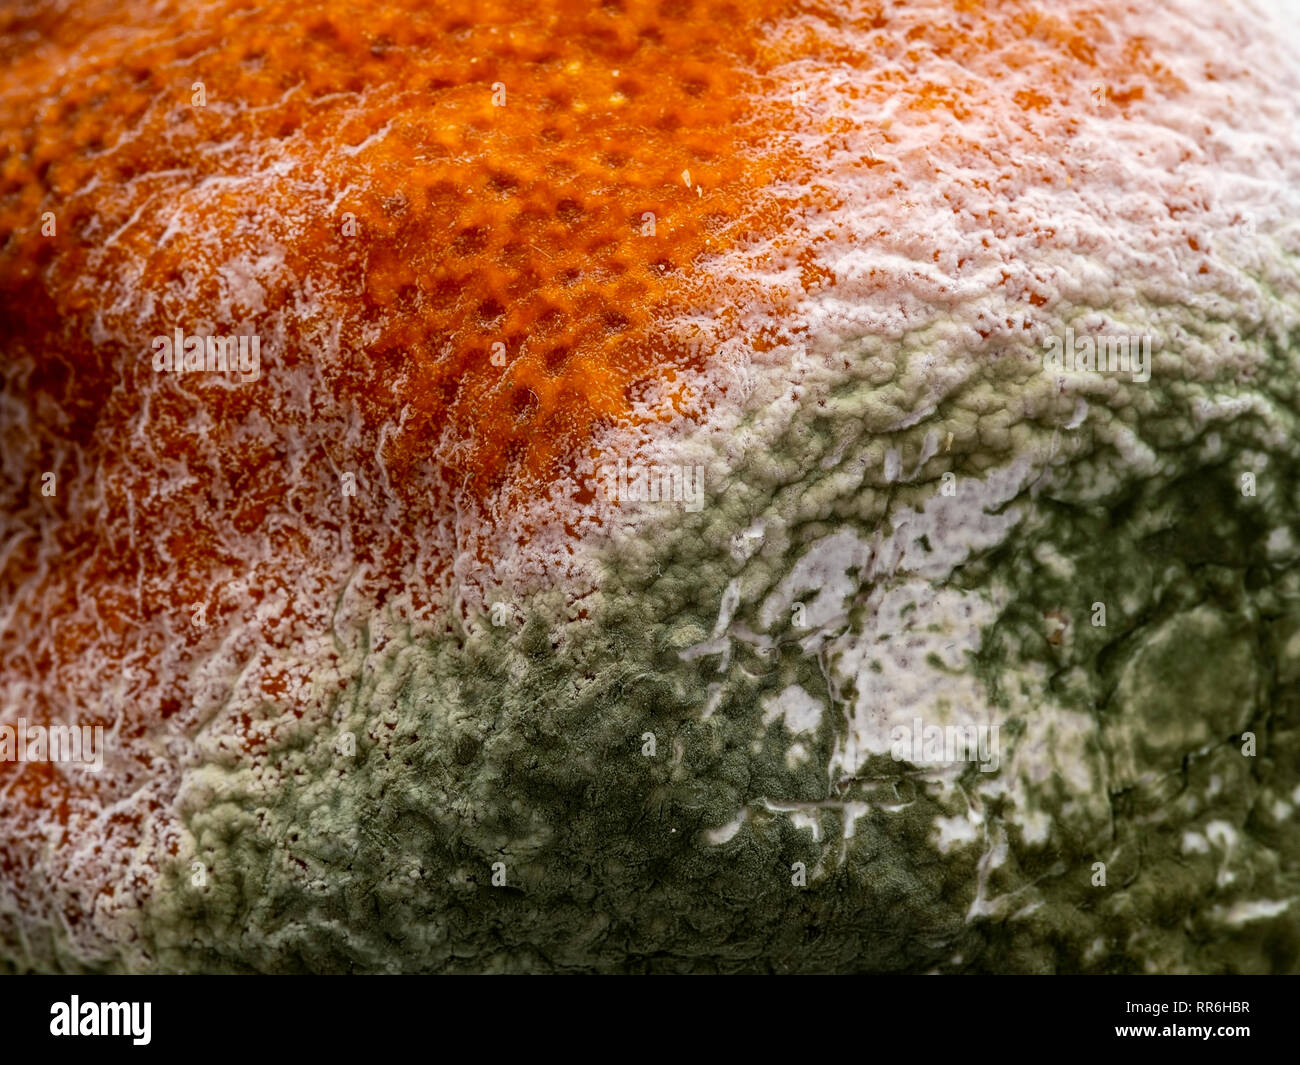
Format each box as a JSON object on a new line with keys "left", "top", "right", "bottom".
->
{"left": 2, "top": 0, "right": 1300, "bottom": 972}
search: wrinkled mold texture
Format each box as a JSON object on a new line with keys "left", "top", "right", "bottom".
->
{"left": 2, "top": 0, "right": 1300, "bottom": 972}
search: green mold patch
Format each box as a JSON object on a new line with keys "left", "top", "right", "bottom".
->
{"left": 134, "top": 284, "right": 1300, "bottom": 973}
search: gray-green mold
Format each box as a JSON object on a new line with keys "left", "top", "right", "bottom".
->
{"left": 132, "top": 283, "right": 1300, "bottom": 972}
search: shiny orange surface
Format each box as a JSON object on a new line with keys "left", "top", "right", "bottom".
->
{"left": 1, "top": 0, "right": 808, "bottom": 506}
